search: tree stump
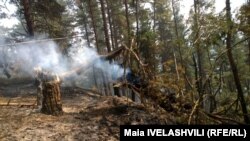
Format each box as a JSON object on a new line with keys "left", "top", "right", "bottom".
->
{"left": 35, "top": 68, "right": 63, "bottom": 116}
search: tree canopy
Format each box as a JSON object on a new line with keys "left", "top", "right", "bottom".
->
{"left": 0, "top": 0, "right": 250, "bottom": 124}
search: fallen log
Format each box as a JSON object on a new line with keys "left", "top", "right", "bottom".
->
{"left": 0, "top": 102, "right": 36, "bottom": 107}
{"left": 100, "top": 46, "right": 125, "bottom": 60}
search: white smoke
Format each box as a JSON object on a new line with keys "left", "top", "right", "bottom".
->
{"left": 0, "top": 38, "right": 128, "bottom": 88}
{"left": 14, "top": 41, "right": 65, "bottom": 75}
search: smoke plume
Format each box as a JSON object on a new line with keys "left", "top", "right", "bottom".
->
{"left": 0, "top": 38, "right": 128, "bottom": 88}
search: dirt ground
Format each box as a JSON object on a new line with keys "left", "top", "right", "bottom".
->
{"left": 0, "top": 81, "right": 173, "bottom": 141}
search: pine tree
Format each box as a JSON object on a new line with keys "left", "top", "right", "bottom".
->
{"left": 225, "top": 0, "right": 249, "bottom": 124}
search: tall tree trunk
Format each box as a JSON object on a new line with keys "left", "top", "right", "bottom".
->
{"left": 124, "top": 0, "right": 131, "bottom": 45}
{"left": 113, "top": 26, "right": 119, "bottom": 50}
{"left": 248, "top": 1, "right": 250, "bottom": 82}
{"left": 78, "top": 3, "right": 91, "bottom": 47}
{"left": 135, "top": 0, "right": 139, "bottom": 44}
{"left": 83, "top": 18, "right": 91, "bottom": 47}
{"left": 193, "top": 53, "right": 199, "bottom": 98}
{"left": 193, "top": 0, "right": 205, "bottom": 99}
{"left": 106, "top": 0, "right": 115, "bottom": 50}
{"left": 111, "top": 9, "right": 119, "bottom": 50}
{"left": 22, "top": 0, "right": 34, "bottom": 37}
{"left": 172, "top": 0, "right": 189, "bottom": 96}
{"left": 134, "top": 0, "right": 140, "bottom": 70}
{"left": 100, "top": 0, "right": 111, "bottom": 52}
{"left": 248, "top": 39, "right": 250, "bottom": 71}
{"left": 171, "top": 0, "right": 185, "bottom": 71}
{"left": 124, "top": 0, "right": 135, "bottom": 101}
{"left": 152, "top": 0, "right": 156, "bottom": 32}
{"left": 171, "top": 0, "right": 182, "bottom": 81}
{"left": 226, "top": 0, "right": 249, "bottom": 124}
{"left": 87, "top": 0, "right": 100, "bottom": 52}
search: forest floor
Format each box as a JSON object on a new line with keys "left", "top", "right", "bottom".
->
{"left": 0, "top": 79, "right": 173, "bottom": 141}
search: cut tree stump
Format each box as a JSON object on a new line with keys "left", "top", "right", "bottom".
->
{"left": 35, "top": 68, "right": 63, "bottom": 116}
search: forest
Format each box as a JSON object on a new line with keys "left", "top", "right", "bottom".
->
{"left": 0, "top": 0, "right": 250, "bottom": 140}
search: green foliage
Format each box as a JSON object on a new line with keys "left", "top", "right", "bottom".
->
{"left": 238, "top": 3, "right": 250, "bottom": 36}
{"left": 1, "top": 0, "right": 250, "bottom": 124}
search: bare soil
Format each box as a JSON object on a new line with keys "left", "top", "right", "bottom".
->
{"left": 0, "top": 81, "right": 173, "bottom": 141}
